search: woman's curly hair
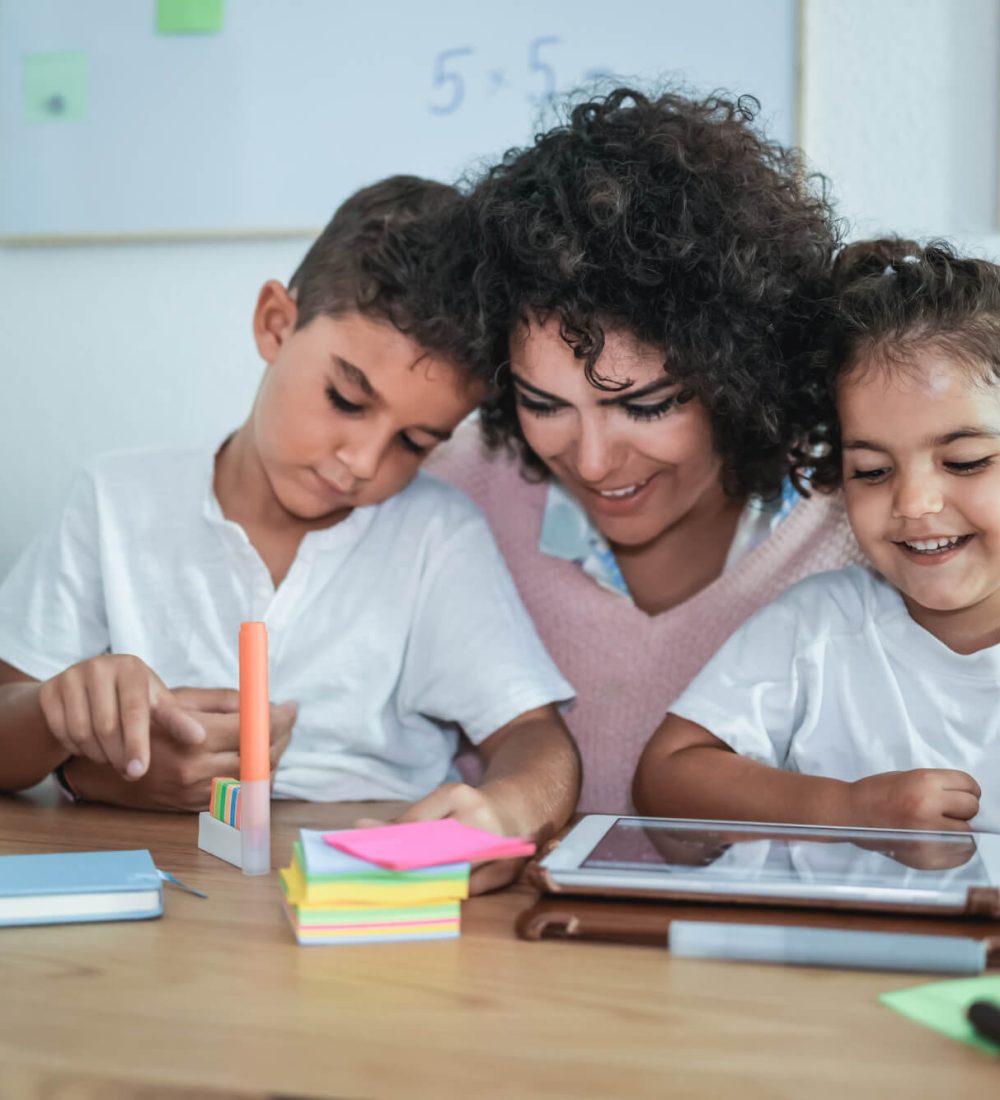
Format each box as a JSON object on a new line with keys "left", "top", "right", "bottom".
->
{"left": 805, "top": 238, "right": 1000, "bottom": 490}
{"left": 470, "top": 87, "right": 840, "bottom": 498}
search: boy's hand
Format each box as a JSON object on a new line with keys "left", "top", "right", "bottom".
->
{"left": 845, "top": 768, "right": 981, "bottom": 832}
{"left": 39, "top": 655, "right": 205, "bottom": 780}
{"left": 62, "top": 688, "right": 296, "bottom": 812}
{"left": 364, "top": 782, "right": 530, "bottom": 894}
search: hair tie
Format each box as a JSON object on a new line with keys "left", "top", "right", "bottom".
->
{"left": 881, "top": 255, "right": 920, "bottom": 277}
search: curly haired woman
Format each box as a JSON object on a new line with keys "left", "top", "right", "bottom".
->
{"left": 429, "top": 87, "right": 860, "bottom": 813}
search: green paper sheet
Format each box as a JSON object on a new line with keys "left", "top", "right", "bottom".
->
{"left": 880, "top": 976, "right": 1000, "bottom": 1054}
{"left": 22, "top": 52, "right": 88, "bottom": 124}
{"left": 156, "top": 0, "right": 225, "bottom": 35}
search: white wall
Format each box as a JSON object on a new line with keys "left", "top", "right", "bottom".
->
{"left": 2, "top": 0, "right": 999, "bottom": 575}
{"left": 801, "top": 0, "right": 1000, "bottom": 254}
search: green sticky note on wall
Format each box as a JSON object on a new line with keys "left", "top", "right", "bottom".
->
{"left": 157, "top": 0, "right": 225, "bottom": 35}
{"left": 22, "top": 52, "right": 89, "bottom": 124}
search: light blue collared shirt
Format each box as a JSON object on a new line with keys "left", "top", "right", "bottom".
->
{"left": 538, "top": 478, "right": 801, "bottom": 604}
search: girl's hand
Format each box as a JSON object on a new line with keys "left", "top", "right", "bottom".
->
{"left": 845, "top": 768, "right": 981, "bottom": 831}
{"left": 38, "top": 655, "right": 205, "bottom": 780}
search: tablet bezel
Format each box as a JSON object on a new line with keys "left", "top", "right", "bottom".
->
{"left": 539, "top": 815, "right": 1000, "bottom": 914}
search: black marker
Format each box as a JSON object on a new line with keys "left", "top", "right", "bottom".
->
{"left": 967, "top": 1000, "right": 1000, "bottom": 1048}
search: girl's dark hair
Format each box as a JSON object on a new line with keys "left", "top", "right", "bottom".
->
{"left": 470, "top": 86, "right": 840, "bottom": 498}
{"left": 807, "top": 238, "right": 1000, "bottom": 489}
{"left": 288, "top": 175, "right": 485, "bottom": 379}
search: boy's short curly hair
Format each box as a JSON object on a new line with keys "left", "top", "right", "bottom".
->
{"left": 471, "top": 87, "right": 840, "bottom": 498}
{"left": 288, "top": 175, "right": 485, "bottom": 380}
{"left": 806, "top": 238, "right": 1000, "bottom": 490}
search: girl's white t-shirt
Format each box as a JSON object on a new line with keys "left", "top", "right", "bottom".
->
{"left": 0, "top": 445, "right": 574, "bottom": 802}
{"left": 671, "top": 564, "right": 1000, "bottom": 832}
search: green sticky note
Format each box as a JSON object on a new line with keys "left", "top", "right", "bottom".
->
{"left": 22, "top": 52, "right": 89, "bottom": 124}
{"left": 880, "top": 975, "right": 1000, "bottom": 1054}
{"left": 156, "top": 0, "right": 225, "bottom": 35}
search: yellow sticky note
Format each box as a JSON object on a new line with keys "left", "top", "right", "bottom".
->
{"left": 22, "top": 52, "right": 88, "bottom": 124}
{"left": 156, "top": 0, "right": 225, "bottom": 35}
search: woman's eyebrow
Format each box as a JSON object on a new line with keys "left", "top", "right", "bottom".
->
{"left": 511, "top": 371, "right": 675, "bottom": 404}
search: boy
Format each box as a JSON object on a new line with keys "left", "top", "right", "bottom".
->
{"left": 0, "top": 177, "right": 579, "bottom": 887}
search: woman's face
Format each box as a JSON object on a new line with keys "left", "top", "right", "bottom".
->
{"left": 509, "top": 318, "right": 727, "bottom": 549}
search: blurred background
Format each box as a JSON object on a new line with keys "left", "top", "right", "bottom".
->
{"left": 1, "top": 0, "right": 998, "bottom": 575}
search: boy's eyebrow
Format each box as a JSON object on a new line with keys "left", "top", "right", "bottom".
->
{"left": 334, "top": 355, "right": 454, "bottom": 441}
{"left": 336, "top": 357, "right": 376, "bottom": 398}
{"left": 843, "top": 427, "right": 1000, "bottom": 452}
{"left": 511, "top": 371, "right": 675, "bottom": 405}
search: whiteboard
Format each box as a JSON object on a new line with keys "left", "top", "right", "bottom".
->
{"left": 0, "top": 0, "right": 799, "bottom": 240}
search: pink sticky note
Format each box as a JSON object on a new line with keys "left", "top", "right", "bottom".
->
{"left": 323, "top": 819, "right": 536, "bottom": 871}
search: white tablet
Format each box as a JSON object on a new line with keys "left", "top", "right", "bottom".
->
{"left": 538, "top": 816, "right": 1000, "bottom": 915}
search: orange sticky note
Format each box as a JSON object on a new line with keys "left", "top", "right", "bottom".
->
{"left": 323, "top": 819, "right": 536, "bottom": 871}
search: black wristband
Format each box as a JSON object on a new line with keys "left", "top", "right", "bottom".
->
{"left": 52, "top": 761, "right": 82, "bottom": 803}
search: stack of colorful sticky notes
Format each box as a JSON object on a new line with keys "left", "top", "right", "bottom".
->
{"left": 197, "top": 777, "right": 243, "bottom": 867}
{"left": 280, "top": 829, "right": 470, "bottom": 946}
{"left": 210, "top": 777, "right": 241, "bottom": 827}
{"left": 280, "top": 821, "right": 536, "bottom": 947}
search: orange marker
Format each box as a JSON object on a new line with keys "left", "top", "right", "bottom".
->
{"left": 239, "top": 621, "right": 270, "bottom": 875}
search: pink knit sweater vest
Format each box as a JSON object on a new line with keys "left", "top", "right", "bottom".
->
{"left": 428, "top": 424, "right": 861, "bottom": 814}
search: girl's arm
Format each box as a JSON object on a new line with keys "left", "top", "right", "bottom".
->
{"left": 633, "top": 713, "right": 852, "bottom": 825}
{"left": 633, "top": 714, "right": 981, "bottom": 832}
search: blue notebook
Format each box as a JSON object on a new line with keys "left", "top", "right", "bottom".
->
{"left": 0, "top": 849, "right": 163, "bottom": 927}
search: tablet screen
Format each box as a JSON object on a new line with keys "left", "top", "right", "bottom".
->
{"left": 579, "top": 818, "right": 991, "bottom": 893}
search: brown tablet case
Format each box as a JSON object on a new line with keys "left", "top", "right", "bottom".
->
{"left": 516, "top": 893, "right": 1000, "bottom": 964}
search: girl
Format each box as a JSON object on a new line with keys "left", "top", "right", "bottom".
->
{"left": 431, "top": 88, "right": 859, "bottom": 813}
{"left": 634, "top": 240, "right": 1000, "bottom": 833}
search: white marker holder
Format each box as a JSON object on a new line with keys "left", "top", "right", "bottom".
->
{"left": 197, "top": 812, "right": 243, "bottom": 869}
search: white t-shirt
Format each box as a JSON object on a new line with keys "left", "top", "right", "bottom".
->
{"left": 670, "top": 564, "right": 1000, "bottom": 832}
{"left": 0, "top": 445, "right": 574, "bottom": 802}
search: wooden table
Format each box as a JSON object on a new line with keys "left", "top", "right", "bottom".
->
{"left": 0, "top": 787, "right": 997, "bottom": 1099}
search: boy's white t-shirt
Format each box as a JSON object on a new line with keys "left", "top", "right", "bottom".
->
{"left": 0, "top": 445, "right": 574, "bottom": 802}
{"left": 670, "top": 564, "right": 1000, "bottom": 832}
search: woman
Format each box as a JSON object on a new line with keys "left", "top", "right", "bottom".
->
{"left": 430, "top": 88, "right": 859, "bottom": 812}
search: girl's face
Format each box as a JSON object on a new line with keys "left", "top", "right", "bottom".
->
{"left": 509, "top": 318, "right": 725, "bottom": 549}
{"left": 839, "top": 347, "right": 1000, "bottom": 638}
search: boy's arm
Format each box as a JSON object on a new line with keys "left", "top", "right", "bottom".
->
{"left": 633, "top": 713, "right": 982, "bottom": 832}
{"left": 395, "top": 704, "right": 581, "bottom": 893}
{"left": 0, "top": 663, "right": 69, "bottom": 790}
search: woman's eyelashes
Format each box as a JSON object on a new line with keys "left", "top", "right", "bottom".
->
{"left": 514, "top": 390, "right": 678, "bottom": 421}
{"left": 397, "top": 433, "right": 428, "bottom": 457}
{"left": 621, "top": 395, "right": 678, "bottom": 422}
{"left": 326, "top": 383, "right": 428, "bottom": 457}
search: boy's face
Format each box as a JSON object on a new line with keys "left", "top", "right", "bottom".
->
{"left": 839, "top": 347, "right": 1000, "bottom": 638}
{"left": 250, "top": 282, "right": 481, "bottom": 521}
